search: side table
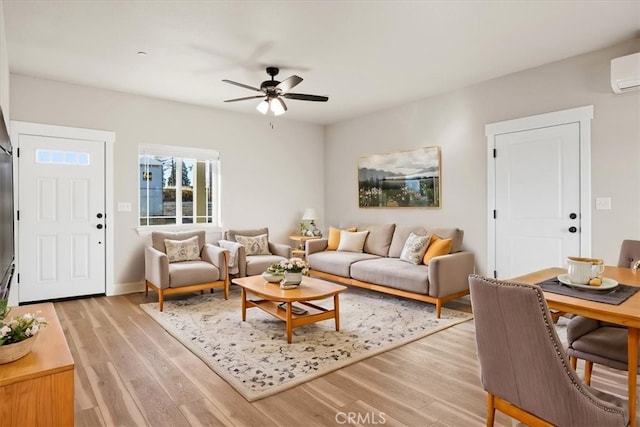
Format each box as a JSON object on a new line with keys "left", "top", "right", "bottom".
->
{"left": 0, "top": 302, "right": 74, "bottom": 426}
{"left": 289, "top": 235, "right": 322, "bottom": 259}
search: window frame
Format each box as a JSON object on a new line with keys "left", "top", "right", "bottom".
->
{"left": 138, "top": 144, "right": 221, "bottom": 229}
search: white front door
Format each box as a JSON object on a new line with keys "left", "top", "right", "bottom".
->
{"left": 486, "top": 105, "right": 593, "bottom": 279}
{"left": 17, "top": 134, "right": 106, "bottom": 302}
{"left": 494, "top": 123, "right": 581, "bottom": 278}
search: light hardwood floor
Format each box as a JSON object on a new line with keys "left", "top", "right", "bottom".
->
{"left": 53, "top": 291, "right": 635, "bottom": 427}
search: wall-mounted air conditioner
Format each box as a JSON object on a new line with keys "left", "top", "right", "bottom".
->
{"left": 611, "top": 52, "right": 640, "bottom": 94}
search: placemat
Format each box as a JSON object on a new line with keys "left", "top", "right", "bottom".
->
{"left": 537, "top": 278, "right": 639, "bottom": 305}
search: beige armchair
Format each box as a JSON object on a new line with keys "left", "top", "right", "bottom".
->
{"left": 469, "top": 274, "right": 628, "bottom": 426}
{"left": 567, "top": 239, "right": 640, "bottom": 384}
{"left": 219, "top": 227, "right": 291, "bottom": 277}
{"left": 145, "top": 230, "right": 229, "bottom": 311}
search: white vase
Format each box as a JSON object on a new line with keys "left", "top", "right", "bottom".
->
{"left": 283, "top": 271, "right": 302, "bottom": 285}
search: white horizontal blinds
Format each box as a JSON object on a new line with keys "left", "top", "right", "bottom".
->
{"left": 138, "top": 144, "right": 221, "bottom": 227}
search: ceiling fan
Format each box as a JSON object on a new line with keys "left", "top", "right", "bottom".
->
{"left": 222, "top": 67, "right": 328, "bottom": 116}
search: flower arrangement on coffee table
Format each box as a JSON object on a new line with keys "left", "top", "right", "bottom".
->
{"left": 262, "top": 257, "right": 309, "bottom": 288}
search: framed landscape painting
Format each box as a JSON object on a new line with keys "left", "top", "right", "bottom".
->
{"left": 358, "top": 146, "right": 441, "bottom": 208}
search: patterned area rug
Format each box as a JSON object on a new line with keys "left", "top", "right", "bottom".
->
{"left": 140, "top": 287, "right": 473, "bottom": 401}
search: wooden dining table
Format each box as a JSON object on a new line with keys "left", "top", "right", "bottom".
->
{"left": 512, "top": 266, "right": 640, "bottom": 427}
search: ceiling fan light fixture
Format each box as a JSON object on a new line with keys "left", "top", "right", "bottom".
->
{"left": 271, "top": 98, "right": 287, "bottom": 116}
{"left": 256, "top": 99, "right": 270, "bottom": 114}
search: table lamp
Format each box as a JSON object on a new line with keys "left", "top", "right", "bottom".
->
{"left": 302, "top": 208, "right": 321, "bottom": 236}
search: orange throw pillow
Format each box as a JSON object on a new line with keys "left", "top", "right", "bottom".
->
{"left": 423, "top": 235, "right": 452, "bottom": 265}
{"left": 327, "top": 226, "right": 356, "bottom": 250}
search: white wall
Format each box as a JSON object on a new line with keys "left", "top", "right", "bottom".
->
{"left": 10, "top": 76, "right": 325, "bottom": 291}
{"left": 324, "top": 38, "right": 640, "bottom": 275}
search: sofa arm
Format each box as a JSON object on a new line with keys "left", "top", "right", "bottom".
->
{"left": 269, "top": 242, "right": 292, "bottom": 258}
{"left": 202, "top": 244, "right": 230, "bottom": 277}
{"left": 145, "top": 246, "right": 170, "bottom": 289}
{"left": 306, "top": 238, "right": 328, "bottom": 256}
{"left": 428, "top": 251, "right": 475, "bottom": 298}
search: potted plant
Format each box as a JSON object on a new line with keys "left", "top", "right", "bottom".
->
{"left": 0, "top": 299, "right": 48, "bottom": 364}
{"left": 278, "top": 257, "right": 309, "bottom": 288}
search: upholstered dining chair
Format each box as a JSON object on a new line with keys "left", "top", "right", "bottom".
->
{"left": 145, "top": 230, "right": 230, "bottom": 311}
{"left": 567, "top": 239, "right": 640, "bottom": 384}
{"left": 469, "top": 274, "right": 628, "bottom": 427}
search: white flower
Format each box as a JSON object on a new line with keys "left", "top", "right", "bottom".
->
{"left": 0, "top": 325, "right": 9, "bottom": 337}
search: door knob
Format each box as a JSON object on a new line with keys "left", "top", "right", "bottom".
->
{"left": 568, "top": 226, "right": 577, "bottom": 233}
{"left": 569, "top": 213, "right": 577, "bottom": 219}
{"left": 97, "top": 224, "right": 103, "bottom": 229}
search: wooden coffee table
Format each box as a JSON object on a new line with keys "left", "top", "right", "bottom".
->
{"left": 232, "top": 275, "right": 347, "bottom": 343}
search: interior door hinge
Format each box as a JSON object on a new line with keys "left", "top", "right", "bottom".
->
{"left": 16, "top": 273, "right": 19, "bottom": 283}
{"left": 493, "top": 148, "right": 497, "bottom": 158}
{"left": 16, "top": 147, "right": 19, "bottom": 157}
{"left": 16, "top": 210, "right": 19, "bottom": 221}
{"left": 493, "top": 210, "right": 496, "bottom": 219}
{"left": 493, "top": 270, "right": 497, "bottom": 278}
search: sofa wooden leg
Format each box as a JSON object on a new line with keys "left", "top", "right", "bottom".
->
{"left": 570, "top": 356, "right": 577, "bottom": 370}
{"left": 159, "top": 290, "right": 164, "bottom": 312}
{"left": 435, "top": 301, "right": 442, "bottom": 319}
{"left": 145, "top": 281, "right": 149, "bottom": 297}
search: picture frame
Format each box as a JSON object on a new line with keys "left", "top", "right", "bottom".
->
{"left": 358, "top": 146, "right": 441, "bottom": 208}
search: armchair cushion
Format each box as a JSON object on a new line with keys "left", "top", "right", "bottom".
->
{"left": 164, "top": 235, "right": 201, "bottom": 263}
{"left": 235, "top": 233, "right": 271, "bottom": 255}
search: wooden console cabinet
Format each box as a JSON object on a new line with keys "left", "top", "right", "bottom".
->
{"left": 0, "top": 303, "right": 74, "bottom": 427}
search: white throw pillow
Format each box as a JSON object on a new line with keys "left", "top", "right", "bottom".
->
{"left": 337, "top": 230, "right": 369, "bottom": 253}
{"left": 164, "top": 236, "right": 201, "bottom": 263}
{"left": 399, "top": 232, "right": 431, "bottom": 265}
{"left": 236, "top": 234, "right": 271, "bottom": 255}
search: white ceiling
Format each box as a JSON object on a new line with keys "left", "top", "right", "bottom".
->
{"left": 3, "top": 1, "right": 639, "bottom": 125}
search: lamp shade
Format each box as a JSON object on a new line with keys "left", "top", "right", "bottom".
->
{"left": 301, "top": 208, "right": 317, "bottom": 221}
{"left": 256, "top": 99, "right": 270, "bottom": 114}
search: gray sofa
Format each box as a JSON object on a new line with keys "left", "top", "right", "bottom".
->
{"left": 306, "top": 224, "right": 474, "bottom": 318}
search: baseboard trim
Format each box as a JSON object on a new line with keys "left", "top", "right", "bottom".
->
{"left": 109, "top": 281, "right": 145, "bottom": 296}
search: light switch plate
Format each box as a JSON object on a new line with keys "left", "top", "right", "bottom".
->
{"left": 117, "top": 202, "right": 132, "bottom": 212}
{"left": 595, "top": 197, "right": 611, "bottom": 210}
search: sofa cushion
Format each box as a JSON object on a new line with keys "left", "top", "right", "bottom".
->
{"left": 327, "top": 226, "right": 356, "bottom": 250}
{"left": 308, "top": 251, "right": 380, "bottom": 277}
{"left": 168, "top": 260, "right": 220, "bottom": 287}
{"left": 350, "top": 258, "right": 429, "bottom": 294}
{"left": 357, "top": 223, "right": 396, "bottom": 256}
{"left": 235, "top": 233, "right": 271, "bottom": 255}
{"left": 164, "top": 235, "right": 201, "bottom": 263}
{"left": 423, "top": 235, "right": 453, "bottom": 265}
{"left": 399, "top": 233, "right": 431, "bottom": 265}
{"left": 388, "top": 225, "right": 428, "bottom": 258}
{"left": 337, "top": 230, "right": 369, "bottom": 253}
{"left": 427, "top": 228, "right": 464, "bottom": 253}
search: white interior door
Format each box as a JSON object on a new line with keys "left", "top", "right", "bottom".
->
{"left": 17, "top": 134, "right": 106, "bottom": 302}
{"left": 494, "top": 123, "right": 581, "bottom": 278}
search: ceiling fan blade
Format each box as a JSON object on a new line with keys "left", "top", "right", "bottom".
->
{"left": 222, "top": 79, "right": 262, "bottom": 92}
{"left": 283, "top": 93, "right": 329, "bottom": 102}
{"left": 224, "top": 95, "right": 265, "bottom": 103}
{"left": 276, "top": 75, "right": 303, "bottom": 93}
